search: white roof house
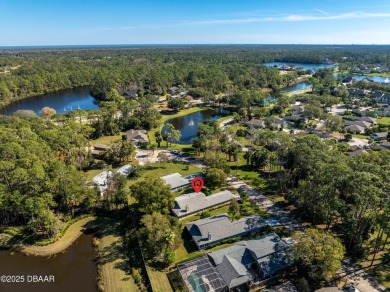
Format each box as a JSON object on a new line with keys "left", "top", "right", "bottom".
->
{"left": 161, "top": 172, "right": 203, "bottom": 192}
{"left": 93, "top": 170, "right": 113, "bottom": 193}
{"left": 93, "top": 165, "right": 132, "bottom": 195}
{"left": 116, "top": 164, "right": 132, "bottom": 175}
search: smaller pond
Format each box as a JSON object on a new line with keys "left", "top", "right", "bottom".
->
{"left": 0, "top": 234, "right": 97, "bottom": 292}
{"left": 281, "top": 82, "right": 311, "bottom": 93}
{"left": 0, "top": 87, "right": 99, "bottom": 116}
{"left": 162, "top": 109, "right": 226, "bottom": 144}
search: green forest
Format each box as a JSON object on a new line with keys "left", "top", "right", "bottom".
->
{"left": 1, "top": 45, "right": 390, "bottom": 106}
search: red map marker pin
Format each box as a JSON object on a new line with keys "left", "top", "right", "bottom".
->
{"left": 191, "top": 177, "right": 204, "bottom": 193}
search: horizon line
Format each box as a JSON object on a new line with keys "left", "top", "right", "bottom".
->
{"left": 1, "top": 43, "right": 390, "bottom": 49}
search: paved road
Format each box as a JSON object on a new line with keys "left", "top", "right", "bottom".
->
{"left": 227, "top": 176, "right": 303, "bottom": 232}
{"left": 340, "top": 259, "right": 388, "bottom": 292}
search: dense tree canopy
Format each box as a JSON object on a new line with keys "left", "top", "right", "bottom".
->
{"left": 0, "top": 115, "right": 95, "bottom": 237}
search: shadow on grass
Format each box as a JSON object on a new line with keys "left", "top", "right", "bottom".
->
{"left": 167, "top": 269, "right": 184, "bottom": 291}
{"left": 181, "top": 228, "right": 199, "bottom": 255}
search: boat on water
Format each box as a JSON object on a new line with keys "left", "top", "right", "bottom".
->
{"left": 188, "top": 119, "right": 195, "bottom": 126}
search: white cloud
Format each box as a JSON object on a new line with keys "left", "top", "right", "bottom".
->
{"left": 314, "top": 9, "right": 329, "bottom": 15}
{"left": 186, "top": 11, "right": 390, "bottom": 25}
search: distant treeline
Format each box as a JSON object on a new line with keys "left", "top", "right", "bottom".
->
{"left": 1, "top": 45, "right": 390, "bottom": 106}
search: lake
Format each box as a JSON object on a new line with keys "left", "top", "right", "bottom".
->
{"left": 335, "top": 74, "right": 389, "bottom": 84}
{"left": 0, "top": 87, "right": 98, "bottom": 116}
{"left": 0, "top": 234, "right": 97, "bottom": 292}
{"left": 264, "top": 62, "right": 336, "bottom": 71}
{"left": 263, "top": 62, "right": 389, "bottom": 83}
{"left": 162, "top": 109, "right": 225, "bottom": 144}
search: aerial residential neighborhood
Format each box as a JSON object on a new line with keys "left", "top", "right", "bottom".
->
{"left": 1, "top": 1, "right": 390, "bottom": 292}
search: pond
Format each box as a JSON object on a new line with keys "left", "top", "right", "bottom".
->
{"left": 0, "top": 87, "right": 98, "bottom": 116}
{"left": 280, "top": 82, "right": 312, "bottom": 93}
{"left": 162, "top": 109, "right": 226, "bottom": 144}
{"left": 0, "top": 234, "right": 97, "bottom": 292}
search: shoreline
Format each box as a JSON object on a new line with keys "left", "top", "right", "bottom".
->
{"left": 0, "top": 85, "right": 91, "bottom": 111}
{"left": 0, "top": 216, "right": 96, "bottom": 257}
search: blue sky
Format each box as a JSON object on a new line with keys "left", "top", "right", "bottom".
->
{"left": 1, "top": 0, "right": 390, "bottom": 45}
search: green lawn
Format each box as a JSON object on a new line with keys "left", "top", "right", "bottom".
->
{"left": 216, "top": 115, "right": 233, "bottom": 125}
{"left": 90, "top": 133, "right": 125, "bottom": 146}
{"left": 352, "top": 133, "right": 370, "bottom": 139}
{"left": 336, "top": 70, "right": 390, "bottom": 78}
{"left": 356, "top": 227, "right": 390, "bottom": 289}
{"left": 147, "top": 266, "right": 173, "bottom": 292}
{"left": 134, "top": 162, "right": 202, "bottom": 181}
{"left": 377, "top": 117, "right": 390, "bottom": 127}
{"left": 96, "top": 217, "right": 137, "bottom": 292}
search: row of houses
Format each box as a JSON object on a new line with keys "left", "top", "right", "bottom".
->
{"left": 343, "top": 116, "right": 376, "bottom": 134}
{"left": 346, "top": 88, "right": 390, "bottom": 103}
{"left": 161, "top": 172, "right": 293, "bottom": 291}
{"left": 244, "top": 116, "right": 286, "bottom": 130}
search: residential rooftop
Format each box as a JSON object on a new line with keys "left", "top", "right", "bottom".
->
{"left": 172, "top": 190, "right": 238, "bottom": 218}
{"left": 186, "top": 214, "right": 267, "bottom": 249}
{"left": 161, "top": 172, "right": 203, "bottom": 192}
{"left": 178, "top": 233, "right": 293, "bottom": 291}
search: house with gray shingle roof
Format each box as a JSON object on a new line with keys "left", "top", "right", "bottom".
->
{"left": 186, "top": 214, "right": 267, "bottom": 250}
{"left": 126, "top": 129, "right": 149, "bottom": 146}
{"left": 345, "top": 124, "right": 365, "bottom": 134}
{"left": 371, "top": 132, "right": 388, "bottom": 141}
{"left": 172, "top": 190, "right": 238, "bottom": 218}
{"left": 177, "top": 233, "right": 293, "bottom": 292}
{"left": 208, "top": 233, "right": 293, "bottom": 290}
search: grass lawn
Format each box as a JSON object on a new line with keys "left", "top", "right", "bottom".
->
{"left": 180, "top": 205, "right": 231, "bottom": 225}
{"left": 351, "top": 133, "right": 369, "bottom": 139}
{"left": 216, "top": 115, "right": 233, "bottom": 125}
{"left": 228, "top": 152, "right": 267, "bottom": 187}
{"left": 356, "top": 228, "right": 390, "bottom": 289}
{"left": 336, "top": 70, "right": 390, "bottom": 78}
{"left": 377, "top": 117, "right": 390, "bottom": 127}
{"left": 96, "top": 217, "right": 137, "bottom": 292}
{"left": 90, "top": 133, "right": 125, "bottom": 146}
{"left": 161, "top": 106, "right": 205, "bottom": 123}
{"left": 147, "top": 266, "right": 173, "bottom": 292}
{"left": 134, "top": 162, "right": 202, "bottom": 182}
{"left": 84, "top": 164, "right": 125, "bottom": 180}
{"left": 85, "top": 168, "right": 106, "bottom": 179}
{"left": 365, "top": 264, "right": 390, "bottom": 289}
